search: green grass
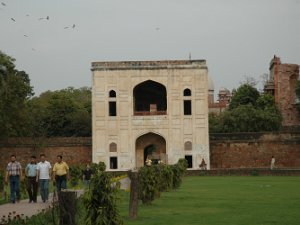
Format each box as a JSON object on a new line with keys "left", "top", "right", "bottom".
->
{"left": 119, "top": 176, "right": 300, "bottom": 225}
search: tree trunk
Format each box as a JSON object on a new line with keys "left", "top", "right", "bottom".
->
{"left": 58, "top": 190, "right": 77, "bottom": 225}
{"left": 128, "top": 170, "right": 138, "bottom": 220}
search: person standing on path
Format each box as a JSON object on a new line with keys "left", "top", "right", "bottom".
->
{"left": 5, "top": 155, "right": 23, "bottom": 204}
{"left": 25, "top": 156, "right": 38, "bottom": 203}
{"left": 82, "top": 164, "right": 93, "bottom": 187}
{"left": 52, "top": 155, "right": 69, "bottom": 192}
{"left": 36, "top": 154, "right": 52, "bottom": 203}
{"left": 270, "top": 156, "right": 276, "bottom": 170}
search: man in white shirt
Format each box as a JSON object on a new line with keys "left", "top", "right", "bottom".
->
{"left": 36, "top": 154, "right": 52, "bottom": 203}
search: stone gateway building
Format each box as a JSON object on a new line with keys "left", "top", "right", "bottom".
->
{"left": 91, "top": 60, "right": 210, "bottom": 171}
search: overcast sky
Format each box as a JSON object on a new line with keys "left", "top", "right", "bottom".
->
{"left": 0, "top": 0, "right": 299, "bottom": 96}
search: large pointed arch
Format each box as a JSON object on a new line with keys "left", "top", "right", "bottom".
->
{"left": 133, "top": 80, "right": 167, "bottom": 115}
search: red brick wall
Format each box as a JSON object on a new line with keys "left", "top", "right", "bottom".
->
{"left": 0, "top": 137, "right": 92, "bottom": 170}
{"left": 210, "top": 132, "right": 300, "bottom": 169}
{"left": 1, "top": 133, "right": 300, "bottom": 170}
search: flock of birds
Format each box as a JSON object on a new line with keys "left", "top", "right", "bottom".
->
{"left": 1, "top": 1, "right": 76, "bottom": 51}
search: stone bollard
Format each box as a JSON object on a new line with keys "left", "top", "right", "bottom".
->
{"left": 58, "top": 190, "right": 77, "bottom": 225}
{"left": 128, "top": 170, "right": 139, "bottom": 220}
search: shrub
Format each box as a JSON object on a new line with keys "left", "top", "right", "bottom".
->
{"left": 138, "top": 166, "right": 160, "bottom": 205}
{"left": 83, "top": 162, "right": 123, "bottom": 225}
{"left": 171, "top": 159, "right": 188, "bottom": 189}
{"left": 155, "top": 164, "right": 173, "bottom": 192}
{"left": 69, "top": 165, "right": 84, "bottom": 187}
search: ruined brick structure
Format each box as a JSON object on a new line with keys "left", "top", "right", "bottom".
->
{"left": 265, "top": 56, "right": 300, "bottom": 127}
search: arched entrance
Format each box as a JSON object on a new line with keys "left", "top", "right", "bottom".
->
{"left": 133, "top": 80, "right": 167, "bottom": 115}
{"left": 135, "top": 132, "right": 166, "bottom": 168}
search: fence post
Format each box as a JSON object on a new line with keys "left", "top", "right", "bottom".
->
{"left": 128, "top": 170, "right": 138, "bottom": 220}
{"left": 58, "top": 190, "right": 77, "bottom": 225}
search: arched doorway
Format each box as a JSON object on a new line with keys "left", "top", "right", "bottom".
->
{"left": 133, "top": 80, "right": 167, "bottom": 115}
{"left": 135, "top": 132, "right": 166, "bottom": 168}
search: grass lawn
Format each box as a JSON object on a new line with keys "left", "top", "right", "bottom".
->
{"left": 119, "top": 176, "right": 300, "bottom": 225}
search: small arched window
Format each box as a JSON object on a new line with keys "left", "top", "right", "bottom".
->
{"left": 183, "top": 88, "right": 191, "bottom": 96}
{"left": 109, "top": 90, "right": 116, "bottom": 98}
{"left": 109, "top": 142, "right": 117, "bottom": 152}
{"left": 184, "top": 141, "right": 192, "bottom": 151}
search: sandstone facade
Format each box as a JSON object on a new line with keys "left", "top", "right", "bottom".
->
{"left": 91, "top": 60, "right": 210, "bottom": 170}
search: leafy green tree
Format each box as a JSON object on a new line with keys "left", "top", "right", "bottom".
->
{"left": 26, "top": 87, "right": 91, "bottom": 137}
{"left": 0, "top": 51, "right": 33, "bottom": 138}
{"left": 210, "top": 85, "right": 281, "bottom": 133}
{"left": 229, "top": 84, "right": 260, "bottom": 110}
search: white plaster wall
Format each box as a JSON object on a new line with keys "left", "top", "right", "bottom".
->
{"left": 92, "top": 61, "right": 210, "bottom": 170}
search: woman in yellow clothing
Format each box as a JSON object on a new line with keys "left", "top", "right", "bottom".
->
{"left": 52, "top": 155, "right": 69, "bottom": 192}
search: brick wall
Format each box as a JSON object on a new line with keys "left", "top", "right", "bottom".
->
{"left": 0, "top": 137, "right": 92, "bottom": 170}
{"left": 1, "top": 133, "right": 300, "bottom": 170}
{"left": 210, "top": 132, "right": 300, "bottom": 169}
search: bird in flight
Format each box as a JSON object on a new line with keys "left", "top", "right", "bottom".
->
{"left": 1, "top": 2, "right": 6, "bottom": 6}
{"left": 11, "top": 18, "right": 16, "bottom": 22}
{"left": 38, "top": 16, "right": 49, "bottom": 20}
{"left": 72, "top": 24, "right": 76, "bottom": 28}
{"left": 24, "top": 34, "right": 28, "bottom": 37}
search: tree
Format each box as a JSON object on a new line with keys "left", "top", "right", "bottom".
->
{"left": 229, "top": 84, "right": 260, "bottom": 110}
{"left": 0, "top": 51, "right": 33, "bottom": 138}
{"left": 209, "top": 85, "right": 282, "bottom": 133}
{"left": 26, "top": 87, "right": 92, "bottom": 137}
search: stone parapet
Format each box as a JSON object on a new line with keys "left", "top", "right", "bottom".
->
{"left": 91, "top": 60, "right": 207, "bottom": 71}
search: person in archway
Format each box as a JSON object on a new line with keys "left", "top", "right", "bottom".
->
{"left": 145, "top": 157, "right": 152, "bottom": 166}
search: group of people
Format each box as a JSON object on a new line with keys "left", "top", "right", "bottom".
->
{"left": 5, "top": 154, "right": 75, "bottom": 204}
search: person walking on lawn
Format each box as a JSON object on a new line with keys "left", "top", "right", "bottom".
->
{"left": 52, "top": 155, "right": 69, "bottom": 192}
{"left": 5, "top": 154, "right": 23, "bottom": 204}
{"left": 36, "top": 154, "right": 52, "bottom": 203}
{"left": 25, "top": 156, "right": 38, "bottom": 203}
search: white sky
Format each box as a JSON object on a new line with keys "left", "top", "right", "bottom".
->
{"left": 0, "top": 0, "right": 299, "bottom": 96}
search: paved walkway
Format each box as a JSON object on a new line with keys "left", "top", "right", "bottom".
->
{"left": 0, "top": 178, "right": 131, "bottom": 221}
{"left": 0, "top": 194, "right": 54, "bottom": 220}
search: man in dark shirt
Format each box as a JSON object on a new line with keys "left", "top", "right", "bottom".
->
{"left": 82, "top": 164, "right": 92, "bottom": 186}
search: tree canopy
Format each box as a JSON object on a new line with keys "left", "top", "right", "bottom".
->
{"left": 27, "top": 87, "right": 92, "bottom": 137}
{"left": 229, "top": 84, "right": 260, "bottom": 109}
{"left": 210, "top": 84, "right": 282, "bottom": 133}
{"left": 0, "top": 51, "right": 33, "bottom": 138}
